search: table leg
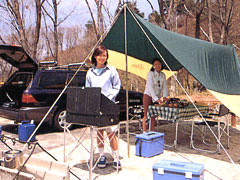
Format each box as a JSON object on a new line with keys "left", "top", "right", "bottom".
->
{"left": 89, "top": 127, "right": 94, "bottom": 180}
{"left": 190, "top": 121, "right": 194, "bottom": 149}
{"left": 217, "top": 120, "right": 221, "bottom": 154}
{"left": 227, "top": 117, "right": 230, "bottom": 148}
{"left": 174, "top": 121, "right": 179, "bottom": 148}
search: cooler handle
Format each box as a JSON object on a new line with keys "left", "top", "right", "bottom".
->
{"left": 170, "top": 163, "right": 185, "bottom": 167}
{"left": 21, "top": 120, "right": 30, "bottom": 124}
{"left": 146, "top": 133, "right": 155, "bottom": 136}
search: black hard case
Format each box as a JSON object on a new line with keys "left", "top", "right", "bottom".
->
{"left": 66, "top": 87, "right": 119, "bottom": 127}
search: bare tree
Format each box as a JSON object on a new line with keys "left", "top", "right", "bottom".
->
{"left": 41, "top": 0, "right": 59, "bottom": 62}
{"left": 184, "top": 0, "right": 237, "bottom": 44}
{"left": 207, "top": 0, "right": 214, "bottom": 42}
{"left": 84, "top": 0, "right": 144, "bottom": 40}
{"left": 84, "top": 0, "right": 100, "bottom": 39}
{"left": 1, "top": 0, "right": 45, "bottom": 59}
{"left": 84, "top": 0, "right": 105, "bottom": 40}
{"left": 212, "top": 0, "right": 235, "bottom": 44}
{"left": 33, "top": 0, "right": 45, "bottom": 60}
{"left": 146, "top": 0, "right": 155, "bottom": 12}
{"left": 5, "top": 0, "right": 29, "bottom": 50}
{"left": 41, "top": 0, "right": 75, "bottom": 64}
{"left": 64, "top": 26, "right": 82, "bottom": 50}
{"left": 194, "top": 0, "right": 206, "bottom": 39}
{"left": 158, "top": 0, "right": 177, "bottom": 30}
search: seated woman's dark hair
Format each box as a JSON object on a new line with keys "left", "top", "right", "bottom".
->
{"left": 91, "top": 45, "right": 109, "bottom": 66}
{"left": 150, "top": 58, "right": 163, "bottom": 71}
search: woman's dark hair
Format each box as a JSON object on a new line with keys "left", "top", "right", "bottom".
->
{"left": 91, "top": 45, "right": 109, "bottom": 66}
{"left": 150, "top": 58, "right": 163, "bottom": 71}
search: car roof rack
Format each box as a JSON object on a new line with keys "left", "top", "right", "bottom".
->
{"left": 39, "top": 61, "right": 57, "bottom": 68}
{"left": 44, "top": 62, "right": 90, "bottom": 71}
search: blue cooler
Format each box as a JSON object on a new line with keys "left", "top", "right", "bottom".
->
{"left": 18, "top": 121, "right": 36, "bottom": 142}
{"left": 153, "top": 160, "right": 204, "bottom": 180}
{"left": 135, "top": 131, "right": 164, "bottom": 157}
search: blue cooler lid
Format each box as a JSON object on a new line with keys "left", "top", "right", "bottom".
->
{"left": 136, "top": 131, "right": 164, "bottom": 140}
{"left": 153, "top": 160, "right": 204, "bottom": 176}
{"left": 20, "top": 124, "right": 35, "bottom": 128}
{"left": 21, "top": 120, "right": 30, "bottom": 124}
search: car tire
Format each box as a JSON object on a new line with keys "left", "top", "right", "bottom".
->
{"left": 54, "top": 108, "right": 72, "bottom": 131}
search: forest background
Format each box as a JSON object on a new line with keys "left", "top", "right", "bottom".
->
{"left": 0, "top": 0, "right": 240, "bottom": 97}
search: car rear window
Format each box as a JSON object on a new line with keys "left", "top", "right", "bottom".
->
{"left": 9, "top": 72, "right": 33, "bottom": 87}
{"left": 39, "top": 72, "right": 67, "bottom": 89}
{"left": 67, "top": 74, "right": 86, "bottom": 87}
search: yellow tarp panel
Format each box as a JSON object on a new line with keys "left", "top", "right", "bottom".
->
{"left": 108, "top": 50, "right": 173, "bottom": 80}
{"left": 209, "top": 90, "right": 240, "bottom": 117}
{"left": 109, "top": 50, "right": 240, "bottom": 117}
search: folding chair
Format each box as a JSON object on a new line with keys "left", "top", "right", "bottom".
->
{"left": 119, "top": 105, "right": 144, "bottom": 134}
{"left": 190, "top": 104, "right": 230, "bottom": 153}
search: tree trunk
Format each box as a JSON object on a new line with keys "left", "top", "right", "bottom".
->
{"left": 195, "top": 13, "right": 201, "bottom": 39}
{"left": 158, "top": 0, "right": 169, "bottom": 29}
{"left": 195, "top": 0, "right": 205, "bottom": 39}
{"left": 85, "top": 0, "right": 99, "bottom": 39}
{"left": 6, "top": 0, "right": 28, "bottom": 51}
{"left": 53, "top": 0, "right": 58, "bottom": 63}
{"left": 207, "top": 0, "right": 214, "bottom": 42}
{"left": 97, "top": 0, "right": 104, "bottom": 39}
{"left": 33, "top": 0, "right": 43, "bottom": 60}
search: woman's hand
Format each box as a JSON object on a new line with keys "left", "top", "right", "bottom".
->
{"left": 157, "top": 97, "right": 168, "bottom": 104}
{"left": 156, "top": 98, "right": 162, "bottom": 104}
{"left": 163, "top": 97, "right": 169, "bottom": 102}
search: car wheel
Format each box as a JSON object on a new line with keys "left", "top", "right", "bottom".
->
{"left": 54, "top": 109, "right": 72, "bottom": 131}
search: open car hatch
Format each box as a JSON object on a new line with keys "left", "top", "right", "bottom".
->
{"left": 0, "top": 44, "right": 38, "bottom": 71}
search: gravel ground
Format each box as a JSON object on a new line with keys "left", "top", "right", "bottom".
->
{"left": 0, "top": 117, "right": 240, "bottom": 180}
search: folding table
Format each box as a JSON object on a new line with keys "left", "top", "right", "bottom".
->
{"left": 147, "top": 104, "right": 209, "bottom": 148}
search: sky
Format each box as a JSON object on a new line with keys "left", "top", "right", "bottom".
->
{"left": 58, "top": 0, "right": 159, "bottom": 28}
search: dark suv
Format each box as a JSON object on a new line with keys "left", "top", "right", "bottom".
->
{"left": 0, "top": 45, "right": 143, "bottom": 131}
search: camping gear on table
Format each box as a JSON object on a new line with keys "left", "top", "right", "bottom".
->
{"left": 18, "top": 120, "right": 36, "bottom": 142}
{"left": 153, "top": 159, "right": 204, "bottom": 180}
{"left": 135, "top": 131, "right": 164, "bottom": 157}
{"left": 154, "top": 98, "right": 189, "bottom": 108}
{"left": 4, "top": 149, "right": 23, "bottom": 169}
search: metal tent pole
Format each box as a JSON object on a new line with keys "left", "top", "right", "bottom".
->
{"left": 124, "top": 4, "right": 130, "bottom": 158}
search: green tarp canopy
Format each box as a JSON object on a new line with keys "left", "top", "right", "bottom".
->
{"left": 102, "top": 7, "right": 240, "bottom": 95}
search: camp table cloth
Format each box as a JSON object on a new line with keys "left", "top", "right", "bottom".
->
{"left": 147, "top": 104, "right": 209, "bottom": 122}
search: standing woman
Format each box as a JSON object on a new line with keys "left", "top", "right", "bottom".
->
{"left": 86, "top": 45, "right": 121, "bottom": 169}
{"left": 142, "top": 58, "right": 168, "bottom": 132}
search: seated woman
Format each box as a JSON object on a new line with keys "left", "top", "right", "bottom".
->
{"left": 142, "top": 58, "right": 168, "bottom": 132}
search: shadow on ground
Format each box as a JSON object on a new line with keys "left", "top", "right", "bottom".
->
{"left": 73, "top": 153, "right": 122, "bottom": 175}
{"left": 119, "top": 120, "right": 240, "bottom": 164}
